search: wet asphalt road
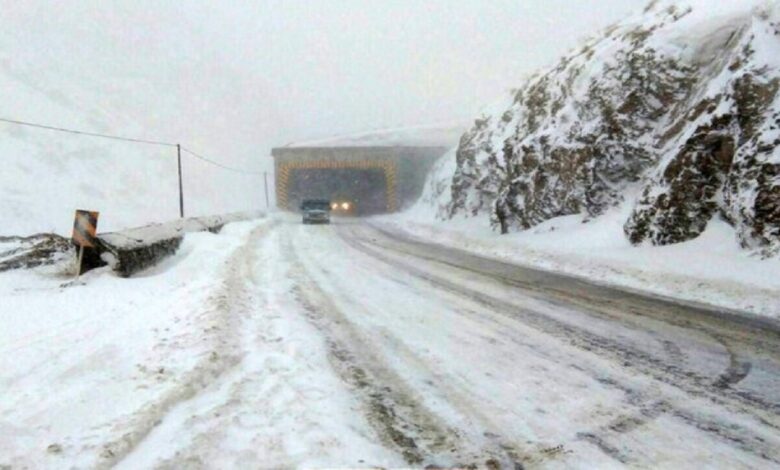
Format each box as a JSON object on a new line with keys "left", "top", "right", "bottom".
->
{"left": 322, "top": 219, "right": 780, "bottom": 466}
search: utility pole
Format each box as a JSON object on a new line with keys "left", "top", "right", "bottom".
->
{"left": 264, "top": 171, "right": 270, "bottom": 209}
{"left": 177, "top": 144, "right": 184, "bottom": 218}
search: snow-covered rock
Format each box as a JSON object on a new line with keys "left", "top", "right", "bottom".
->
{"left": 0, "top": 234, "right": 71, "bottom": 272}
{"left": 429, "top": 0, "right": 780, "bottom": 256}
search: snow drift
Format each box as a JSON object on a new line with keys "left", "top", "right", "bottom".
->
{"left": 425, "top": 0, "right": 780, "bottom": 256}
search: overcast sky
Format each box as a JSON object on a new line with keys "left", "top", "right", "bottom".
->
{"left": 3, "top": 0, "right": 647, "bottom": 171}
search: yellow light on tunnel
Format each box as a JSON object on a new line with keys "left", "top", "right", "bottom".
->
{"left": 341, "top": 202, "right": 350, "bottom": 210}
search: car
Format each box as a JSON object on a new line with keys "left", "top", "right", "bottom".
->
{"left": 330, "top": 199, "right": 357, "bottom": 216}
{"left": 300, "top": 199, "right": 331, "bottom": 224}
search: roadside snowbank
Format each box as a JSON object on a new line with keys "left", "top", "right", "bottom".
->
{"left": 0, "top": 220, "right": 263, "bottom": 468}
{"left": 376, "top": 201, "right": 780, "bottom": 320}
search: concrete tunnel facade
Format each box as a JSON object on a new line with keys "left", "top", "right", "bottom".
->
{"left": 271, "top": 146, "right": 448, "bottom": 215}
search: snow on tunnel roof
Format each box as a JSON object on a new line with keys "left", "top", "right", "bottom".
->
{"left": 283, "top": 123, "right": 466, "bottom": 149}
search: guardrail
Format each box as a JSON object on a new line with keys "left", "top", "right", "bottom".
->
{"left": 91, "top": 212, "right": 264, "bottom": 277}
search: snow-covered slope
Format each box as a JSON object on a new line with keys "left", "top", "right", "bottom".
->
{"left": 0, "top": 67, "right": 177, "bottom": 236}
{"left": 424, "top": 0, "right": 780, "bottom": 256}
{"left": 0, "top": 31, "right": 266, "bottom": 236}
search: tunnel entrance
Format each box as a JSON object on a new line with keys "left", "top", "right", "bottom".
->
{"left": 275, "top": 159, "right": 398, "bottom": 215}
{"left": 273, "top": 143, "right": 450, "bottom": 214}
{"left": 288, "top": 168, "right": 388, "bottom": 215}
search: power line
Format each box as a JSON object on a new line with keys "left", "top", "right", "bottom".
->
{"left": 1, "top": 115, "right": 269, "bottom": 219}
{"left": 0, "top": 116, "right": 264, "bottom": 175}
{"left": 180, "top": 146, "right": 264, "bottom": 175}
{"left": 0, "top": 117, "right": 177, "bottom": 147}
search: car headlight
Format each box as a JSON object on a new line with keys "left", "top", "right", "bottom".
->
{"left": 341, "top": 202, "right": 350, "bottom": 210}
{"left": 331, "top": 203, "right": 338, "bottom": 210}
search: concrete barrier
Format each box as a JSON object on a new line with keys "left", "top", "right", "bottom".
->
{"left": 93, "top": 212, "right": 264, "bottom": 277}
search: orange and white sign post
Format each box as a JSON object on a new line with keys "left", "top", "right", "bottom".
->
{"left": 72, "top": 210, "right": 99, "bottom": 277}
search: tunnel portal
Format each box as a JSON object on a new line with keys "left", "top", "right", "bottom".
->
{"left": 271, "top": 146, "right": 448, "bottom": 216}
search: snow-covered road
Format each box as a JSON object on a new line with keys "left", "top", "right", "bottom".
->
{"left": 3, "top": 215, "right": 780, "bottom": 468}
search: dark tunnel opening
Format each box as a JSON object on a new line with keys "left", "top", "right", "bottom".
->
{"left": 287, "top": 168, "right": 389, "bottom": 215}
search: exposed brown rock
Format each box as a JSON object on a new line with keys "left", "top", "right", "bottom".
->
{"left": 440, "top": 2, "right": 780, "bottom": 256}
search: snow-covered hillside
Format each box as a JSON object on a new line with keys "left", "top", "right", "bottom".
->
{"left": 0, "top": 29, "right": 268, "bottom": 236}
{"left": 0, "top": 76, "right": 176, "bottom": 235}
{"left": 423, "top": 0, "right": 780, "bottom": 257}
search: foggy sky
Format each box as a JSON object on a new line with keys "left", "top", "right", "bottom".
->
{"left": 3, "top": 0, "right": 647, "bottom": 173}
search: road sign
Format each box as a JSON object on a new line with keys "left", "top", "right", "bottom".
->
{"left": 72, "top": 210, "right": 99, "bottom": 248}
{"left": 71, "top": 210, "right": 99, "bottom": 280}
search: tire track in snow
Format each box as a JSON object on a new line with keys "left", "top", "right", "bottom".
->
{"left": 340, "top": 226, "right": 780, "bottom": 465}
{"left": 334, "top": 226, "right": 705, "bottom": 467}
{"left": 712, "top": 335, "right": 753, "bottom": 389}
{"left": 284, "top": 231, "right": 524, "bottom": 468}
{"left": 369, "top": 223, "right": 780, "bottom": 359}
{"left": 295, "top": 225, "right": 600, "bottom": 467}
{"left": 346, "top": 226, "right": 778, "bottom": 416}
{"left": 364, "top": 223, "right": 743, "bottom": 384}
{"left": 103, "top": 221, "right": 275, "bottom": 469}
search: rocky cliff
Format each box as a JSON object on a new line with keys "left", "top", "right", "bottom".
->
{"left": 429, "top": 0, "right": 780, "bottom": 256}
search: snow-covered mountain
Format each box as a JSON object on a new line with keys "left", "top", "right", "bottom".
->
{"left": 0, "top": 69, "right": 269, "bottom": 236}
{"left": 422, "top": 0, "right": 780, "bottom": 256}
{"left": 0, "top": 64, "right": 176, "bottom": 236}
{"left": 0, "top": 24, "right": 270, "bottom": 236}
